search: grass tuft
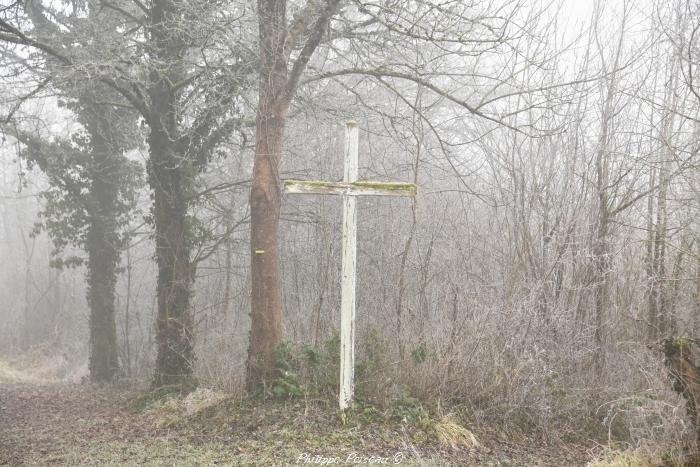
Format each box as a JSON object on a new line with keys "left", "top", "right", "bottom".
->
{"left": 433, "top": 415, "right": 481, "bottom": 450}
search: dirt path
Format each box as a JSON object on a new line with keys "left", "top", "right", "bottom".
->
{"left": 0, "top": 369, "right": 151, "bottom": 465}
{"left": 0, "top": 361, "right": 596, "bottom": 466}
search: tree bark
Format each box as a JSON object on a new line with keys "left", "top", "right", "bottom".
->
{"left": 247, "top": 0, "right": 289, "bottom": 389}
{"left": 149, "top": 0, "right": 196, "bottom": 390}
{"left": 247, "top": 112, "right": 285, "bottom": 388}
{"left": 86, "top": 127, "right": 120, "bottom": 382}
{"left": 593, "top": 76, "right": 613, "bottom": 368}
{"left": 648, "top": 165, "right": 668, "bottom": 339}
{"left": 150, "top": 137, "right": 195, "bottom": 389}
{"left": 246, "top": 0, "right": 341, "bottom": 390}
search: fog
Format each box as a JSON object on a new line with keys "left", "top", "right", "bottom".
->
{"left": 0, "top": 0, "right": 699, "bottom": 464}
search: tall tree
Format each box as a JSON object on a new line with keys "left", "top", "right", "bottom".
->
{"left": 145, "top": 0, "right": 252, "bottom": 389}
{"left": 1, "top": 1, "right": 142, "bottom": 381}
{"left": 247, "top": 0, "right": 342, "bottom": 389}
{"left": 16, "top": 94, "right": 142, "bottom": 381}
{"left": 0, "top": 0, "right": 252, "bottom": 389}
{"left": 590, "top": 0, "right": 630, "bottom": 367}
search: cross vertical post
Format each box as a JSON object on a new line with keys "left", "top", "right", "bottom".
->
{"left": 339, "top": 120, "right": 358, "bottom": 410}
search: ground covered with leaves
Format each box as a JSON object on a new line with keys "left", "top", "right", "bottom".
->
{"left": 0, "top": 358, "right": 666, "bottom": 466}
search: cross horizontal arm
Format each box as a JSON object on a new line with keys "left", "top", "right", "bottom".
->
{"left": 283, "top": 179, "right": 417, "bottom": 197}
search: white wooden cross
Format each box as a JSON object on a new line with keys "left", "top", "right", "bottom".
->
{"left": 283, "top": 120, "right": 417, "bottom": 410}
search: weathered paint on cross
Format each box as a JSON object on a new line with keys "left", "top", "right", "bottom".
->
{"left": 340, "top": 120, "right": 358, "bottom": 411}
{"left": 283, "top": 180, "right": 417, "bottom": 197}
{"left": 283, "top": 120, "right": 417, "bottom": 410}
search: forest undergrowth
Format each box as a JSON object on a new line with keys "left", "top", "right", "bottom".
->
{"left": 0, "top": 342, "right": 693, "bottom": 467}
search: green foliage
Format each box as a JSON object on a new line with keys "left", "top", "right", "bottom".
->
{"left": 355, "top": 327, "right": 387, "bottom": 402}
{"left": 411, "top": 341, "right": 428, "bottom": 364}
{"left": 269, "top": 333, "right": 345, "bottom": 401}
{"left": 270, "top": 330, "right": 423, "bottom": 411}
{"left": 185, "top": 214, "right": 216, "bottom": 251}
{"left": 356, "top": 404, "right": 383, "bottom": 424}
{"left": 302, "top": 346, "right": 321, "bottom": 365}
{"left": 49, "top": 256, "right": 84, "bottom": 269}
{"left": 273, "top": 341, "right": 297, "bottom": 372}
{"left": 271, "top": 342, "right": 304, "bottom": 400}
{"left": 23, "top": 128, "right": 143, "bottom": 267}
{"left": 363, "top": 327, "right": 386, "bottom": 371}
{"left": 271, "top": 376, "right": 304, "bottom": 400}
{"left": 303, "top": 332, "right": 341, "bottom": 398}
{"left": 322, "top": 332, "right": 341, "bottom": 362}
{"left": 386, "top": 395, "right": 431, "bottom": 429}
{"left": 675, "top": 337, "right": 689, "bottom": 350}
{"left": 26, "top": 137, "right": 91, "bottom": 257}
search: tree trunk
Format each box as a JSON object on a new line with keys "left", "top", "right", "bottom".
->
{"left": 86, "top": 130, "right": 120, "bottom": 382}
{"left": 247, "top": 89, "right": 287, "bottom": 390}
{"left": 645, "top": 167, "right": 657, "bottom": 340}
{"left": 149, "top": 125, "right": 196, "bottom": 390}
{"left": 647, "top": 60, "right": 676, "bottom": 340}
{"left": 649, "top": 165, "right": 668, "bottom": 338}
{"left": 593, "top": 97, "right": 611, "bottom": 369}
{"left": 593, "top": 201, "right": 609, "bottom": 367}
{"left": 247, "top": 0, "right": 339, "bottom": 389}
{"left": 149, "top": 0, "right": 195, "bottom": 390}
{"left": 591, "top": 0, "right": 629, "bottom": 370}
{"left": 247, "top": 0, "right": 290, "bottom": 390}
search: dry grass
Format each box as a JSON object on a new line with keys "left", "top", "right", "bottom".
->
{"left": 587, "top": 446, "right": 687, "bottom": 467}
{"left": 182, "top": 387, "right": 230, "bottom": 415}
{"left": 432, "top": 416, "right": 481, "bottom": 450}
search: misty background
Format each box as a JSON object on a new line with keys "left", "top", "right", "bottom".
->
{"left": 0, "top": 0, "right": 698, "bottom": 455}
